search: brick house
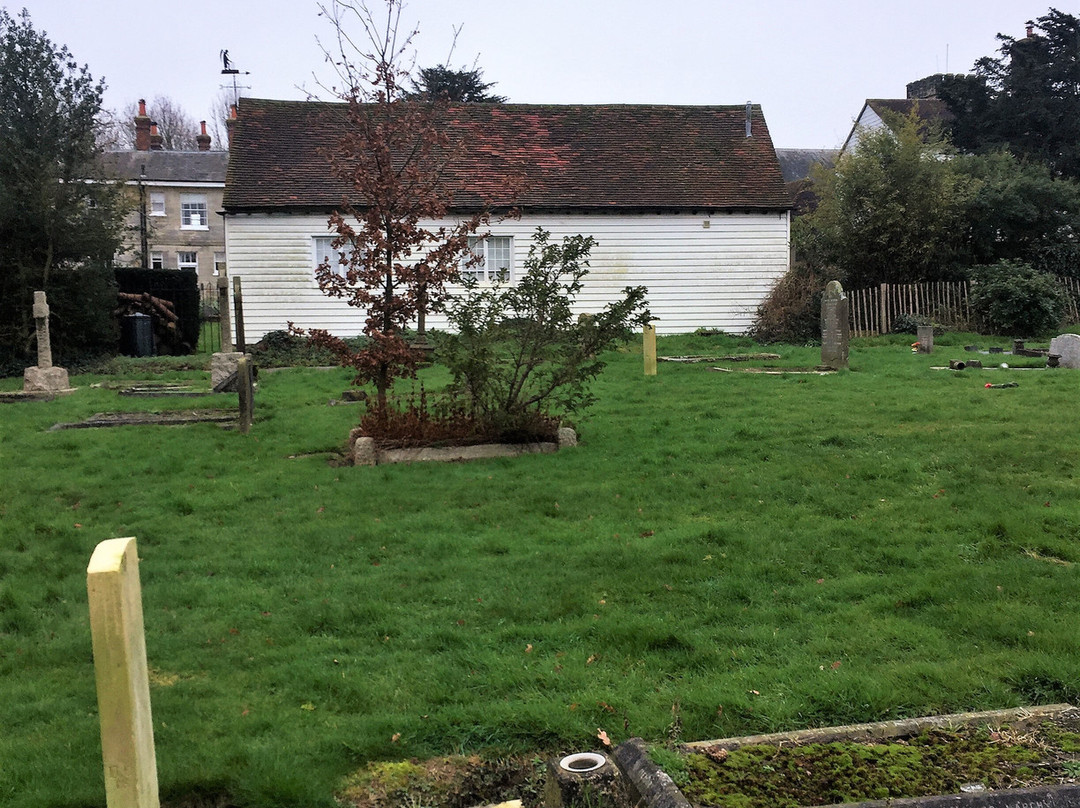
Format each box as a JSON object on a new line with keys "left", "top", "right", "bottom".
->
{"left": 102, "top": 100, "right": 230, "bottom": 287}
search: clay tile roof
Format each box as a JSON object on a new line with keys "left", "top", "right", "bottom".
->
{"left": 223, "top": 98, "right": 792, "bottom": 213}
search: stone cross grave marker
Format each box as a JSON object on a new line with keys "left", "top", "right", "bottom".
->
{"left": 34, "top": 290, "right": 52, "bottom": 368}
{"left": 23, "top": 291, "right": 70, "bottom": 392}
{"left": 820, "top": 280, "right": 850, "bottom": 369}
{"left": 1049, "top": 333, "right": 1080, "bottom": 368}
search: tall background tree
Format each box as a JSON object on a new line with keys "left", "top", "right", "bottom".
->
{"left": 100, "top": 95, "right": 203, "bottom": 150}
{"left": 940, "top": 8, "right": 1080, "bottom": 179}
{"left": 407, "top": 64, "right": 506, "bottom": 102}
{"left": 0, "top": 8, "right": 127, "bottom": 367}
{"left": 795, "top": 111, "right": 973, "bottom": 290}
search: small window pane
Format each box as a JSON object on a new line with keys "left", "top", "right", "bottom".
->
{"left": 150, "top": 193, "right": 165, "bottom": 216}
{"left": 150, "top": 251, "right": 164, "bottom": 270}
{"left": 313, "top": 236, "right": 348, "bottom": 278}
{"left": 180, "top": 195, "right": 208, "bottom": 228}
{"left": 461, "top": 236, "right": 512, "bottom": 283}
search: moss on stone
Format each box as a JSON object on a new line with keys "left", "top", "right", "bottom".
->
{"left": 682, "top": 727, "right": 1042, "bottom": 808}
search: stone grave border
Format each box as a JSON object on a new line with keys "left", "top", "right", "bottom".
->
{"left": 49, "top": 410, "right": 239, "bottom": 431}
{"left": 598, "top": 705, "right": 1079, "bottom": 808}
{"left": 350, "top": 427, "right": 578, "bottom": 466}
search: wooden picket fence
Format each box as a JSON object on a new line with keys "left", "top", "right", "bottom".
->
{"left": 847, "top": 277, "right": 1080, "bottom": 336}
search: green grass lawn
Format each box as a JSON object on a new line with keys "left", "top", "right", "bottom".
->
{"left": 2, "top": 332, "right": 1080, "bottom": 808}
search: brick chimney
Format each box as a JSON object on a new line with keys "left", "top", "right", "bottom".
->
{"left": 149, "top": 122, "right": 164, "bottom": 151}
{"left": 226, "top": 103, "right": 238, "bottom": 149}
{"left": 134, "top": 98, "right": 152, "bottom": 151}
{"left": 196, "top": 120, "right": 211, "bottom": 151}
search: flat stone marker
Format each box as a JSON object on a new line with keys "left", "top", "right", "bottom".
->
{"left": 23, "top": 291, "right": 70, "bottom": 393}
{"left": 820, "top": 280, "right": 850, "bottom": 369}
{"left": 87, "top": 537, "right": 159, "bottom": 808}
{"left": 1048, "top": 334, "right": 1080, "bottom": 368}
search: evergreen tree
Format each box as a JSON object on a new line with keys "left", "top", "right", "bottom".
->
{"left": 940, "top": 9, "right": 1080, "bottom": 178}
{"left": 407, "top": 64, "right": 506, "bottom": 102}
{"left": 0, "top": 9, "right": 127, "bottom": 361}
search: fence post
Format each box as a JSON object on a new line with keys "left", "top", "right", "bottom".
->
{"left": 217, "top": 277, "right": 233, "bottom": 353}
{"left": 87, "top": 537, "right": 160, "bottom": 808}
{"left": 643, "top": 324, "right": 657, "bottom": 376}
{"left": 237, "top": 355, "right": 254, "bottom": 433}
{"left": 879, "top": 283, "right": 888, "bottom": 335}
{"left": 232, "top": 276, "right": 246, "bottom": 353}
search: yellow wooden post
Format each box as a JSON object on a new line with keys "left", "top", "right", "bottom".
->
{"left": 643, "top": 324, "right": 657, "bottom": 376}
{"left": 87, "top": 538, "right": 160, "bottom": 808}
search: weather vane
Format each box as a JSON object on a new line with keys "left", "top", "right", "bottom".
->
{"left": 219, "top": 49, "right": 251, "bottom": 107}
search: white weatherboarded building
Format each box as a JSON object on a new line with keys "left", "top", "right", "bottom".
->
{"left": 222, "top": 99, "right": 793, "bottom": 340}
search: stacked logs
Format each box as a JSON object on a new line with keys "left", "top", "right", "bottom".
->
{"left": 114, "top": 292, "right": 189, "bottom": 354}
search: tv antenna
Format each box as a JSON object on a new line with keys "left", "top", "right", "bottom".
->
{"left": 220, "top": 49, "right": 251, "bottom": 107}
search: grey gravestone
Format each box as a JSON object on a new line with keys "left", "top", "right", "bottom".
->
{"left": 820, "top": 281, "right": 850, "bottom": 369}
{"left": 917, "top": 325, "right": 934, "bottom": 354}
{"left": 23, "top": 291, "right": 70, "bottom": 393}
{"left": 211, "top": 351, "right": 243, "bottom": 392}
{"left": 1049, "top": 334, "right": 1080, "bottom": 368}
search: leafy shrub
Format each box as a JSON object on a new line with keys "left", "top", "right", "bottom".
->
{"left": 251, "top": 329, "right": 365, "bottom": 367}
{"left": 748, "top": 264, "right": 824, "bottom": 344}
{"left": 436, "top": 228, "right": 650, "bottom": 433}
{"left": 969, "top": 260, "right": 1066, "bottom": 336}
{"left": 357, "top": 385, "right": 558, "bottom": 448}
{"left": 890, "top": 313, "right": 935, "bottom": 334}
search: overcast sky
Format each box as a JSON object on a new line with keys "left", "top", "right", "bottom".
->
{"left": 18, "top": 0, "right": 1057, "bottom": 149}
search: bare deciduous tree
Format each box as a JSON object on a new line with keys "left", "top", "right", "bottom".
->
{"left": 300, "top": 0, "right": 521, "bottom": 410}
{"left": 101, "top": 95, "right": 201, "bottom": 150}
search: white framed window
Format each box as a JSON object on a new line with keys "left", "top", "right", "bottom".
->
{"left": 149, "top": 192, "right": 165, "bottom": 216}
{"left": 313, "top": 236, "right": 349, "bottom": 280}
{"left": 214, "top": 252, "right": 226, "bottom": 277}
{"left": 461, "top": 236, "right": 512, "bottom": 283}
{"left": 178, "top": 251, "right": 198, "bottom": 272}
{"left": 150, "top": 251, "right": 164, "bottom": 270}
{"left": 180, "top": 194, "right": 208, "bottom": 229}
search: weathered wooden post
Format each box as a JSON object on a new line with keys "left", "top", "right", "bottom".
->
{"left": 879, "top": 283, "right": 889, "bottom": 335}
{"left": 231, "top": 276, "right": 246, "bottom": 353}
{"left": 643, "top": 324, "right": 657, "bottom": 376}
{"left": 237, "top": 355, "right": 253, "bottom": 433}
{"left": 217, "top": 276, "right": 233, "bottom": 353}
{"left": 87, "top": 537, "right": 160, "bottom": 808}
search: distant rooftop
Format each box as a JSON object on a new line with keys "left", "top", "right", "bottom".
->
{"left": 101, "top": 150, "right": 229, "bottom": 184}
{"left": 775, "top": 149, "right": 839, "bottom": 183}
